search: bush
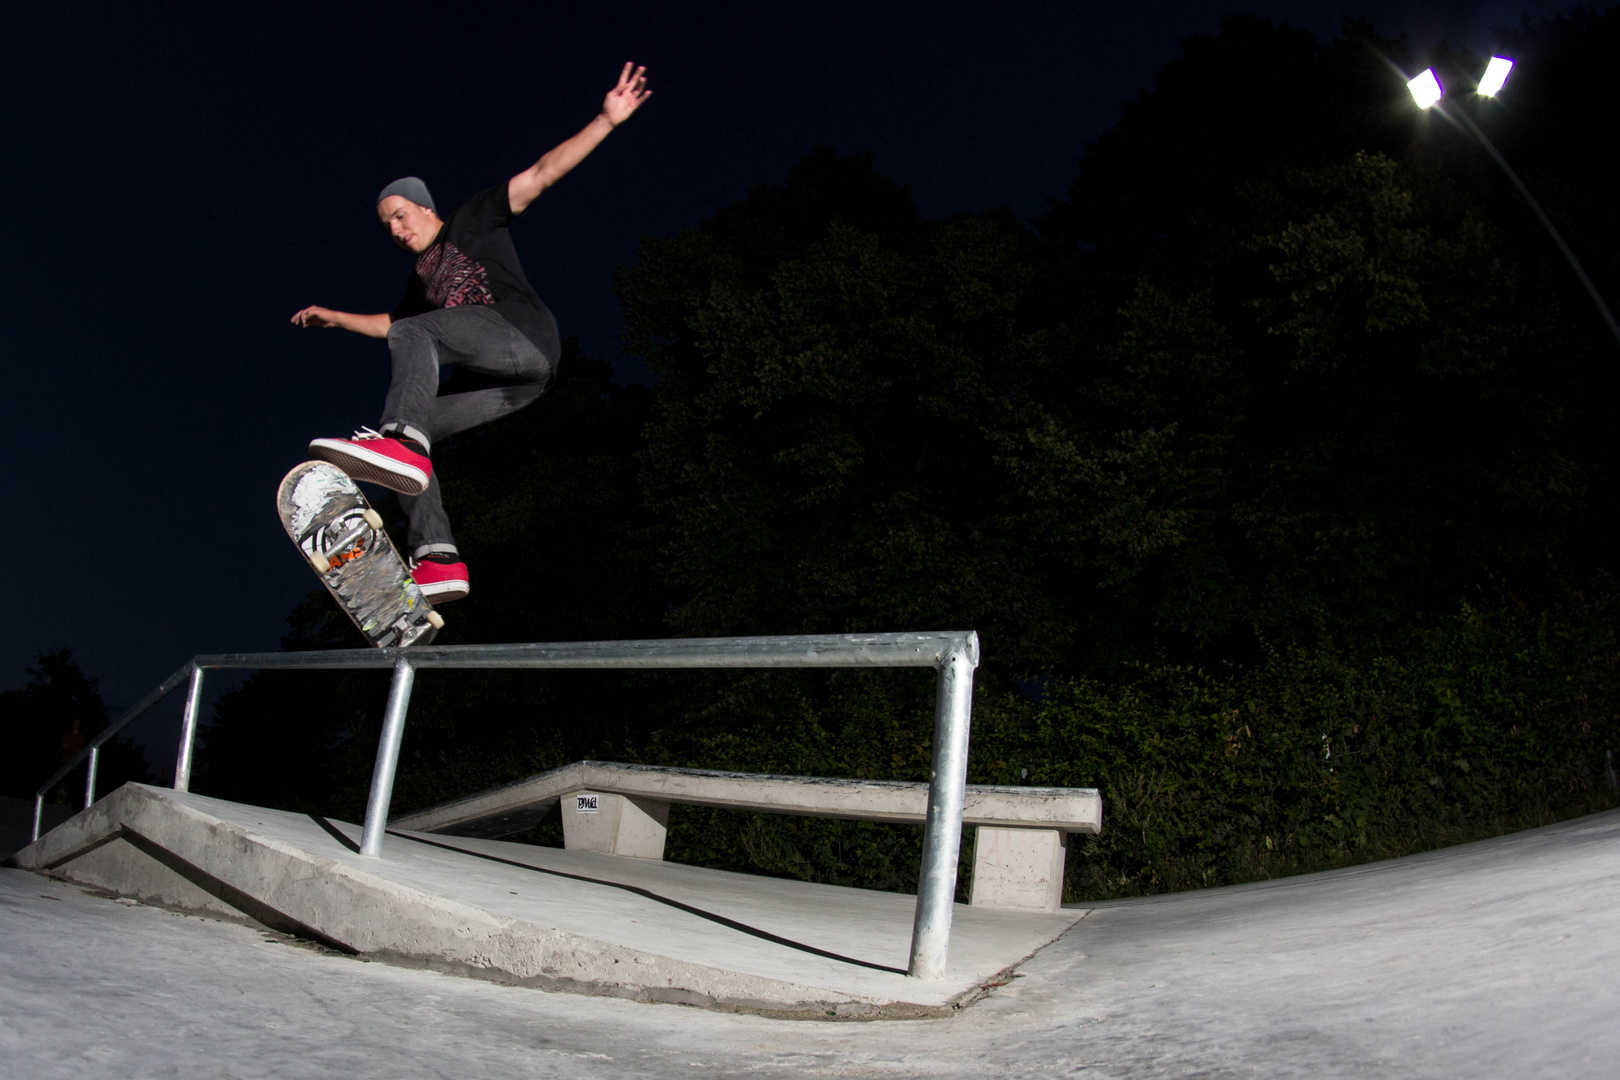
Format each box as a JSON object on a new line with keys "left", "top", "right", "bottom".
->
{"left": 970, "top": 589, "right": 1620, "bottom": 900}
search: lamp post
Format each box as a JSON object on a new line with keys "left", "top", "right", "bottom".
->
{"left": 1407, "top": 59, "right": 1620, "bottom": 349}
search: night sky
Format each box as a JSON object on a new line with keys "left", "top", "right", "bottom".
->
{"left": 1, "top": 0, "right": 1576, "bottom": 728}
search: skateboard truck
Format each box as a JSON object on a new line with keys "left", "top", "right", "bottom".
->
{"left": 306, "top": 509, "right": 385, "bottom": 575}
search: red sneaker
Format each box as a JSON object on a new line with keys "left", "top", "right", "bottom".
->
{"left": 308, "top": 428, "right": 431, "bottom": 496}
{"left": 411, "top": 557, "right": 469, "bottom": 605}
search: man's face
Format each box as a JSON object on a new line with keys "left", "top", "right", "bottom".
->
{"left": 377, "top": 196, "right": 440, "bottom": 254}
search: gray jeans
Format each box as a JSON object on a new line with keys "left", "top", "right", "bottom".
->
{"left": 379, "top": 306, "right": 553, "bottom": 559}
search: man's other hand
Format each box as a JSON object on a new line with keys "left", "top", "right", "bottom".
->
{"left": 290, "top": 308, "right": 391, "bottom": 338}
{"left": 291, "top": 306, "right": 341, "bottom": 328}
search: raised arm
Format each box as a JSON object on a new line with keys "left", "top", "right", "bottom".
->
{"left": 507, "top": 62, "right": 650, "bottom": 215}
{"left": 291, "top": 307, "right": 392, "bottom": 338}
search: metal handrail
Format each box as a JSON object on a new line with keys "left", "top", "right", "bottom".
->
{"left": 29, "top": 631, "right": 979, "bottom": 980}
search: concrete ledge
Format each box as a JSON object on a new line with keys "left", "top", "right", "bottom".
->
{"left": 392, "top": 760, "right": 1102, "bottom": 836}
{"left": 12, "top": 785, "right": 1086, "bottom": 1017}
{"left": 392, "top": 761, "right": 1102, "bottom": 913}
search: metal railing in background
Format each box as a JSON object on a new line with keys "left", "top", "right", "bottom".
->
{"left": 29, "top": 631, "right": 980, "bottom": 980}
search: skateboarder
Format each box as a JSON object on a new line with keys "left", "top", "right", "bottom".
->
{"left": 291, "top": 62, "right": 650, "bottom": 605}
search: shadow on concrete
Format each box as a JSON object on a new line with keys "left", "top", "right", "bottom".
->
{"left": 390, "top": 828, "right": 909, "bottom": 975}
{"left": 309, "top": 814, "right": 361, "bottom": 854}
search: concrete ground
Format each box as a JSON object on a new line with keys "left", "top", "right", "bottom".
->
{"left": 4, "top": 807, "right": 1619, "bottom": 1077}
{"left": 10, "top": 787, "right": 1081, "bottom": 1012}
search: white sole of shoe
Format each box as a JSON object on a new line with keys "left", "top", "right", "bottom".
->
{"left": 308, "top": 440, "right": 429, "bottom": 496}
{"left": 416, "top": 579, "right": 470, "bottom": 605}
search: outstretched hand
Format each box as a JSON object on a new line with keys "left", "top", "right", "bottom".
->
{"left": 601, "top": 62, "right": 650, "bottom": 127}
{"left": 289, "top": 307, "right": 391, "bottom": 339}
{"left": 291, "top": 305, "right": 340, "bottom": 328}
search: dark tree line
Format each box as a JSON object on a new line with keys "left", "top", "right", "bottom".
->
{"left": 192, "top": 12, "right": 1620, "bottom": 898}
{"left": 2, "top": 649, "right": 152, "bottom": 803}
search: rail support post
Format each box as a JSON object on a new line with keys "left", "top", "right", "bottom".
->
{"left": 83, "top": 745, "right": 100, "bottom": 810}
{"left": 907, "top": 633, "right": 979, "bottom": 979}
{"left": 173, "top": 664, "right": 205, "bottom": 793}
{"left": 360, "top": 657, "right": 417, "bottom": 858}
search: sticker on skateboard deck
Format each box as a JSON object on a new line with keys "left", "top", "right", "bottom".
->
{"left": 277, "top": 461, "right": 443, "bottom": 648}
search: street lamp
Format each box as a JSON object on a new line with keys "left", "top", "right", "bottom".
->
{"left": 1406, "top": 59, "right": 1620, "bottom": 349}
{"left": 1477, "top": 56, "right": 1513, "bottom": 97}
{"left": 1406, "top": 68, "right": 1443, "bottom": 109}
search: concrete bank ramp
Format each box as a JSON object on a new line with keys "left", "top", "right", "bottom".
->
{"left": 10, "top": 784, "right": 1083, "bottom": 1017}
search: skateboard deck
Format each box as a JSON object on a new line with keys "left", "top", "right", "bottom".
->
{"left": 277, "top": 461, "right": 443, "bottom": 648}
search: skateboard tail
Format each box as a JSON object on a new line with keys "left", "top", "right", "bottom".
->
{"left": 327, "top": 572, "right": 437, "bottom": 647}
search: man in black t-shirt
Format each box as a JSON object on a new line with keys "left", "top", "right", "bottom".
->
{"left": 291, "top": 63, "right": 650, "bottom": 605}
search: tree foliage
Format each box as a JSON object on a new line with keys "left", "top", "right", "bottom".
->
{"left": 1, "top": 649, "right": 151, "bottom": 802}
{"left": 620, "top": 149, "right": 1067, "bottom": 670}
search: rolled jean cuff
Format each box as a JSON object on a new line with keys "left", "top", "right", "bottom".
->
{"left": 412, "top": 542, "right": 461, "bottom": 562}
{"left": 382, "top": 423, "right": 432, "bottom": 455}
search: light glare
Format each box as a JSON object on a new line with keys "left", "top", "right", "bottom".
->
{"left": 1407, "top": 69, "right": 1443, "bottom": 109}
{"left": 1479, "top": 56, "right": 1514, "bottom": 96}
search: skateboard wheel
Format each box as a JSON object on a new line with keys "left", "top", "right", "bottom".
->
{"left": 425, "top": 610, "right": 445, "bottom": 630}
{"left": 363, "top": 509, "right": 384, "bottom": 530}
{"left": 307, "top": 551, "right": 329, "bottom": 575}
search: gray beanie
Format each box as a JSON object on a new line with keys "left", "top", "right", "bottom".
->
{"left": 376, "top": 176, "right": 435, "bottom": 213}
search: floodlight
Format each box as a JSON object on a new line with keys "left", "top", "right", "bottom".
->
{"left": 1478, "top": 56, "right": 1514, "bottom": 96}
{"left": 1407, "top": 69, "right": 1443, "bottom": 109}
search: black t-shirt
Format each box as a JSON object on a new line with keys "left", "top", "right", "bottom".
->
{"left": 391, "top": 184, "right": 560, "bottom": 361}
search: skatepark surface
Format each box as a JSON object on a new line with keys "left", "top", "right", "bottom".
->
{"left": 5, "top": 801, "right": 1619, "bottom": 1077}
{"left": 6, "top": 786, "right": 1080, "bottom": 1014}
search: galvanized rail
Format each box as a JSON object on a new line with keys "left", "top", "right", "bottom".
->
{"left": 29, "top": 631, "right": 979, "bottom": 980}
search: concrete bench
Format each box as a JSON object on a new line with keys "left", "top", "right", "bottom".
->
{"left": 390, "top": 761, "right": 1102, "bottom": 912}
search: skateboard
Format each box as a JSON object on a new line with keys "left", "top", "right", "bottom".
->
{"left": 277, "top": 461, "right": 443, "bottom": 648}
